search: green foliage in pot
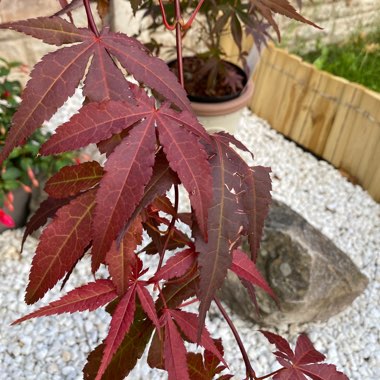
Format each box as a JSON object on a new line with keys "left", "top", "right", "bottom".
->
{"left": 0, "top": 58, "right": 78, "bottom": 226}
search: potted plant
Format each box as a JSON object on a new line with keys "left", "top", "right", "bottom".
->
{"left": 137, "top": 0, "right": 318, "bottom": 133}
{"left": 0, "top": 1, "right": 348, "bottom": 379}
{"left": 0, "top": 58, "right": 79, "bottom": 231}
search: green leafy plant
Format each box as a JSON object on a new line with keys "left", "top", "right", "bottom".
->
{"left": 297, "top": 27, "right": 380, "bottom": 92}
{"left": 0, "top": 58, "right": 78, "bottom": 227}
{"left": 0, "top": 1, "right": 348, "bottom": 379}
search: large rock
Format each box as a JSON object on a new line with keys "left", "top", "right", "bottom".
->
{"left": 219, "top": 200, "right": 368, "bottom": 325}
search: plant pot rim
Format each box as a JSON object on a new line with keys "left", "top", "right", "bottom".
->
{"left": 190, "top": 79, "right": 254, "bottom": 117}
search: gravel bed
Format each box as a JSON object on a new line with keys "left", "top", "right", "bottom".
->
{"left": 0, "top": 105, "right": 379, "bottom": 379}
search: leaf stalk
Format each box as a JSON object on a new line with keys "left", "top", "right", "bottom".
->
{"left": 83, "top": 0, "right": 100, "bottom": 37}
{"left": 214, "top": 296, "right": 257, "bottom": 380}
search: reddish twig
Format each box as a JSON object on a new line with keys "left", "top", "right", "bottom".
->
{"left": 256, "top": 368, "right": 283, "bottom": 380}
{"left": 183, "top": 0, "right": 205, "bottom": 29}
{"left": 174, "top": 0, "right": 185, "bottom": 86}
{"left": 83, "top": 0, "right": 99, "bottom": 37}
{"left": 214, "top": 296, "right": 257, "bottom": 380}
{"left": 158, "top": 0, "right": 176, "bottom": 30}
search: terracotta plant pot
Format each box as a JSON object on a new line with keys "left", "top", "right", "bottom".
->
{"left": 169, "top": 57, "right": 254, "bottom": 134}
{"left": 191, "top": 80, "right": 254, "bottom": 134}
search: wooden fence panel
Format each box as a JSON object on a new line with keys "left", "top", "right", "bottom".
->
{"left": 249, "top": 45, "right": 380, "bottom": 202}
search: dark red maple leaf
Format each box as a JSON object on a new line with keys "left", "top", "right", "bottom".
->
{"left": 95, "top": 284, "right": 137, "bottom": 380}
{"left": 192, "top": 133, "right": 272, "bottom": 336}
{"left": 187, "top": 339, "right": 232, "bottom": 380}
{"left": 84, "top": 307, "right": 154, "bottom": 380}
{"left": 214, "top": 132, "right": 272, "bottom": 262}
{"left": 13, "top": 279, "right": 117, "bottom": 325}
{"left": 163, "top": 310, "right": 190, "bottom": 380}
{"left": 261, "top": 331, "right": 349, "bottom": 380}
{"left": 21, "top": 196, "right": 72, "bottom": 251}
{"left": 231, "top": 249, "right": 275, "bottom": 299}
{"left": 105, "top": 217, "right": 142, "bottom": 296}
{"left": 195, "top": 135, "right": 248, "bottom": 332}
{"left": 0, "top": 16, "right": 191, "bottom": 163}
{"left": 169, "top": 310, "right": 225, "bottom": 364}
{"left": 44, "top": 161, "right": 104, "bottom": 198}
{"left": 91, "top": 114, "right": 157, "bottom": 272}
{"left": 26, "top": 189, "right": 97, "bottom": 304}
{"left": 152, "top": 248, "right": 197, "bottom": 282}
{"left": 250, "top": 0, "right": 321, "bottom": 41}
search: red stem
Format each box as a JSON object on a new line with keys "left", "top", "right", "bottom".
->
{"left": 214, "top": 297, "right": 257, "bottom": 380}
{"left": 183, "top": 0, "right": 205, "bottom": 29}
{"left": 174, "top": 0, "right": 185, "bottom": 87}
{"left": 256, "top": 368, "right": 283, "bottom": 380}
{"left": 83, "top": 0, "right": 99, "bottom": 37}
{"left": 158, "top": 0, "right": 176, "bottom": 30}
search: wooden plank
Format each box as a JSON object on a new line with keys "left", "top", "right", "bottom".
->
{"left": 264, "top": 48, "right": 290, "bottom": 127}
{"left": 270, "top": 52, "right": 302, "bottom": 135}
{"left": 251, "top": 46, "right": 278, "bottom": 120}
{"left": 281, "top": 57, "right": 314, "bottom": 137}
{"left": 289, "top": 67, "right": 324, "bottom": 145}
{"left": 322, "top": 83, "right": 359, "bottom": 164}
{"left": 307, "top": 73, "right": 347, "bottom": 156}
{"left": 250, "top": 46, "right": 271, "bottom": 112}
{"left": 367, "top": 163, "right": 380, "bottom": 202}
{"left": 341, "top": 89, "right": 380, "bottom": 184}
{"left": 329, "top": 84, "right": 364, "bottom": 168}
{"left": 360, "top": 96, "right": 380, "bottom": 191}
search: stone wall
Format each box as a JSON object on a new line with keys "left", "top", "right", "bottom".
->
{"left": 0, "top": 1, "right": 60, "bottom": 83}
{"left": 0, "top": 0, "right": 101, "bottom": 84}
{"left": 277, "top": 0, "right": 380, "bottom": 52}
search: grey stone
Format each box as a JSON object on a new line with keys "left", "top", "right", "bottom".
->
{"left": 219, "top": 200, "right": 369, "bottom": 325}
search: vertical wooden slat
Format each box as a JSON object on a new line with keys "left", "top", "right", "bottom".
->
{"left": 323, "top": 81, "right": 357, "bottom": 166}
{"left": 251, "top": 45, "right": 278, "bottom": 120}
{"left": 330, "top": 84, "right": 364, "bottom": 168}
{"left": 289, "top": 67, "right": 323, "bottom": 144}
{"left": 298, "top": 70, "right": 330, "bottom": 150}
{"left": 308, "top": 73, "right": 347, "bottom": 156}
{"left": 264, "top": 48, "right": 289, "bottom": 127}
{"left": 367, "top": 164, "right": 380, "bottom": 202}
{"left": 340, "top": 89, "right": 379, "bottom": 181}
{"left": 282, "top": 59, "right": 313, "bottom": 137}
{"left": 271, "top": 51, "right": 301, "bottom": 135}
{"left": 361, "top": 97, "right": 380, "bottom": 192}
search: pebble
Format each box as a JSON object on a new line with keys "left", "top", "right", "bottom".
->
{"left": 0, "top": 107, "right": 379, "bottom": 379}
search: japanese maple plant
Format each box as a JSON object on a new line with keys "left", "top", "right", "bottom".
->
{"left": 0, "top": 0, "right": 348, "bottom": 379}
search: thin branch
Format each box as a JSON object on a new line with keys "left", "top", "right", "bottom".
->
{"left": 83, "top": 0, "right": 99, "bottom": 37}
{"left": 256, "top": 368, "right": 283, "bottom": 380}
{"left": 183, "top": 0, "right": 205, "bottom": 29}
{"left": 174, "top": 0, "right": 185, "bottom": 87}
{"left": 214, "top": 296, "right": 257, "bottom": 380}
{"left": 158, "top": 0, "right": 176, "bottom": 31}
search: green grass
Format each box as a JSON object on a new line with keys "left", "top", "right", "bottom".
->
{"left": 295, "top": 28, "right": 380, "bottom": 93}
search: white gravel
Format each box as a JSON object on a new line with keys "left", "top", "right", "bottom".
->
{"left": 0, "top": 105, "right": 379, "bottom": 379}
